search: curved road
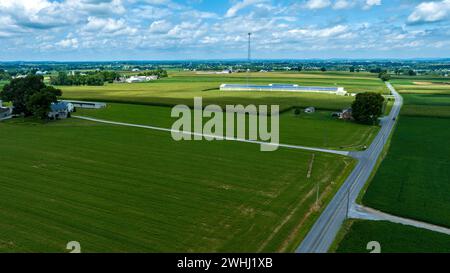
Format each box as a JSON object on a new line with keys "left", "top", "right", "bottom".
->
{"left": 297, "top": 82, "right": 403, "bottom": 253}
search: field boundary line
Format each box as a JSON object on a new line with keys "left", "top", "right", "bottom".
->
{"left": 73, "top": 115, "right": 350, "bottom": 156}
{"left": 350, "top": 205, "right": 450, "bottom": 236}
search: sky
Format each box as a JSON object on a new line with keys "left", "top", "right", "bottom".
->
{"left": 0, "top": 0, "right": 449, "bottom": 61}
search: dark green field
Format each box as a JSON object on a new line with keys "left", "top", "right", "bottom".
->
{"left": 75, "top": 103, "right": 378, "bottom": 151}
{"left": 363, "top": 116, "right": 450, "bottom": 227}
{"left": 363, "top": 81, "right": 450, "bottom": 227}
{"left": 334, "top": 78, "right": 450, "bottom": 253}
{"left": 335, "top": 220, "right": 450, "bottom": 253}
{"left": 0, "top": 118, "right": 355, "bottom": 252}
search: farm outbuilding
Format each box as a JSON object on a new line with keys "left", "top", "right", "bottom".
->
{"left": 48, "top": 102, "right": 74, "bottom": 120}
{"left": 220, "top": 84, "right": 347, "bottom": 96}
{"left": 61, "top": 100, "right": 106, "bottom": 109}
{"left": 305, "top": 107, "right": 316, "bottom": 114}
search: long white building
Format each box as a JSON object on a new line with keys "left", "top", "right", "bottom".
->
{"left": 220, "top": 84, "right": 347, "bottom": 96}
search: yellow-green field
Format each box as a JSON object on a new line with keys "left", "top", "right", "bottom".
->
{"left": 59, "top": 71, "right": 389, "bottom": 111}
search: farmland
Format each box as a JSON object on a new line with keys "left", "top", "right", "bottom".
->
{"left": 335, "top": 220, "right": 450, "bottom": 253}
{"left": 361, "top": 77, "right": 450, "bottom": 228}
{"left": 0, "top": 71, "right": 386, "bottom": 253}
{"left": 0, "top": 118, "right": 355, "bottom": 252}
{"left": 76, "top": 103, "right": 379, "bottom": 150}
{"left": 332, "top": 75, "right": 450, "bottom": 253}
{"left": 59, "top": 71, "right": 388, "bottom": 111}
{"left": 362, "top": 116, "right": 450, "bottom": 228}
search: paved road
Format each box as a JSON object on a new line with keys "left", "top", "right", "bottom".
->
{"left": 73, "top": 115, "right": 350, "bottom": 156}
{"left": 297, "top": 82, "right": 403, "bottom": 253}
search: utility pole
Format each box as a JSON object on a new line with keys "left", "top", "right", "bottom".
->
{"left": 247, "top": 32, "right": 252, "bottom": 87}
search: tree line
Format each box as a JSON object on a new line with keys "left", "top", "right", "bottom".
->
{"left": 138, "top": 68, "right": 168, "bottom": 78}
{"left": 50, "top": 71, "right": 121, "bottom": 86}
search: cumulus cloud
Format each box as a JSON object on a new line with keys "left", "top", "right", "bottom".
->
{"left": 363, "top": 0, "right": 381, "bottom": 10}
{"left": 149, "top": 19, "right": 172, "bottom": 33}
{"left": 304, "top": 0, "right": 331, "bottom": 10}
{"left": 225, "top": 0, "right": 267, "bottom": 17}
{"left": 83, "top": 17, "right": 136, "bottom": 36}
{"left": 57, "top": 38, "right": 79, "bottom": 48}
{"left": 408, "top": 0, "right": 450, "bottom": 24}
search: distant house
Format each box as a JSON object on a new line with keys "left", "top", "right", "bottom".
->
{"left": 305, "top": 107, "right": 316, "bottom": 114}
{"left": 341, "top": 108, "right": 353, "bottom": 120}
{"left": 48, "top": 102, "right": 74, "bottom": 120}
{"left": 0, "top": 107, "right": 11, "bottom": 119}
{"left": 331, "top": 112, "right": 341, "bottom": 118}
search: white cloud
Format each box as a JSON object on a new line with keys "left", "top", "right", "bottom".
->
{"left": 83, "top": 17, "right": 136, "bottom": 36}
{"left": 149, "top": 19, "right": 172, "bottom": 33}
{"left": 57, "top": 38, "right": 79, "bottom": 49}
{"left": 333, "top": 0, "right": 354, "bottom": 10}
{"left": 304, "top": 0, "right": 331, "bottom": 9}
{"left": 363, "top": 0, "right": 381, "bottom": 10}
{"left": 408, "top": 0, "right": 450, "bottom": 24}
{"left": 284, "top": 25, "right": 349, "bottom": 38}
{"left": 225, "top": 0, "right": 266, "bottom": 17}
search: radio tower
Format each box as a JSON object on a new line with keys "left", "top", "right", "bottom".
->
{"left": 247, "top": 32, "right": 252, "bottom": 87}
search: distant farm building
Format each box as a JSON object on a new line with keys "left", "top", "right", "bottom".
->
{"left": 196, "top": 70, "right": 232, "bottom": 75}
{"left": 61, "top": 100, "right": 106, "bottom": 109}
{"left": 126, "top": 75, "right": 158, "bottom": 83}
{"left": 0, "top": 100, "right": 12, "bottom": 120}
{"left": 48, "top": 102, "right": 74, "bottom": 120}
{"left": 220, "top": 84, "right": 347, "bottom": 96}
{"left": 305, "top": 107, "right": 316, "bottom": 114}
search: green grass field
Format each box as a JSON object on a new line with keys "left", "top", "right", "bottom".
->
{"left": 335, "top": 220, "right": 450, "bottom": 253}
{"left": 362, "top": 116, "right": 450, "bottom": 228}
{"left": 59, "top": 71, "right": 388, "bottom": 111}
{"left": 0, "top": 118, "right": 355, "bottom": 252}
{"left": 75, "top": 103, "right": 379, "bottom": 150}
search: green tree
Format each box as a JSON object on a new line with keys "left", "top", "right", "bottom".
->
{"left": 378, "top": 72, "right": 391, "bottom": 81}
{"left": 0, "top": 75, "right": 62, "bottom": 119}
{"left": 26, "top": 86, "right": 62, "bottom": 119}
{"left": 351, "top": 92, "right": 385, "bottom": 125}
{"left": 320, "top": 67, "right": 327, "bottom": 72}
{"left": 408, "top": 69, "right": 417, "bottom": 76}
{"left": 1, "top": 75, "right": 46, "bottom": 115}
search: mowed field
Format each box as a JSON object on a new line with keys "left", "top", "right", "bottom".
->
{"left": 75, "top": 103, "right": 379, "bottom": 150}
{"left": 0, "top": 118, "right": 355, "bottom": 253}
{"left": 335, "top": 220, "right": 450, "bottom": 253}
{"left": 60, "top": 71, "right": 388, "bottom": 111}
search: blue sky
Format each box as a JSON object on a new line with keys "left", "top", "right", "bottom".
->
{"left": 0, "top": 0, "right": 449, "bottom": 61}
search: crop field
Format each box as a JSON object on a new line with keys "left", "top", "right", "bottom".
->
{"left": 335, "top": 220, "right": 450, "bottom": 253}
{"left": 362, "top": 84, "right": 450, "bottom": 228}
{"left": 391, "top": 77, "right": 450, "bottom": 95}
{"left": 362, "top": 116, "right": 450, "bottom": 228}
{"left": 0, "top": 118, "right": 355, "bottom": 253}
{"left": 75, "top": 103, "right": 379, "bottom": 150}
{"left": 59, "top": 71, "right": 388, "bottom": 111}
